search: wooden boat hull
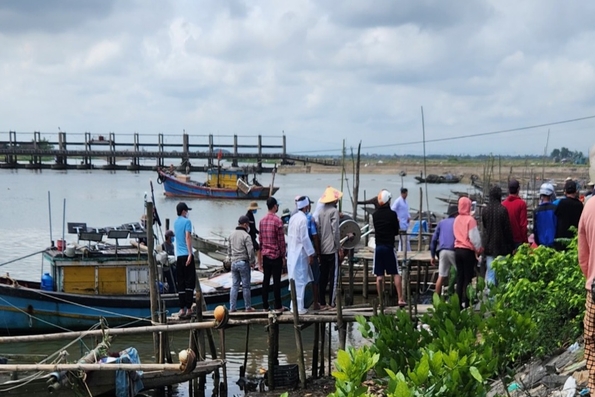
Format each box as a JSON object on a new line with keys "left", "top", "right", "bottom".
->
{"left": 0, "top": 274, "right": 294, "bottom": 334}
{"left": 0, "top": 361, "right": 222, "bottom": 397}
{"left": 415, "top": 175, "right": 461, "bottom": 184}
{"left": 157, "top": 170, "right": 279, "bottom": 199}
{"left": 192, "top": 234, "right": 227, "bottom": 262}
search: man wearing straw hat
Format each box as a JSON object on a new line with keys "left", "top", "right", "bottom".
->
{"left": 317, "top": 186, "right": 344, "bottom": 310}
{"left": 245, "top": 201, "right": 261, "bottom": 265}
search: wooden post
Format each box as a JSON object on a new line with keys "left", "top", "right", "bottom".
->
{"left": 146, "top": 202, "right": 160, "bottom": 360}
{"left": 312, "top": 320, "right": 319, "bottom": 378}
{"left": 363, "top": 258, "right": 369, "bottom": 299}
{"left": 194, "top": 277, "right": 206, "bottom": 393}
{"left": 336, "top": 283, "right": 346, "bottom": 351}
{"left": 290, "top": 279, "right": 307, "bottom": 389}
{"left": 418, "top": 187, "right": 423, "bottom": 252}
{"left": 352, "top": 141, "right": 361, "bottom": 221}
{"left": 318, "top": 322, "right": 325, "bottom": 377}
{"left": 267, "top": 311, "right": 278, "bottom": 390}
{"left": 219, "top": 328, "right": 228, "bottom": 396}
{"left": 327, "top": 322, "right": 332, "bottom": 376}
{"left": 240, "top": 324, "right": 250, "bottom": 379}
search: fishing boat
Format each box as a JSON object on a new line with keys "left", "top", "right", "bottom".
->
{"left": 0, "top": 224, "right": 294, "bottom": 334}
{"left": 192, "top": 234, "right": 227, "bottom": 262}
{"left": 414, "top": 173, "right": 462, "bottom": 184}
{"left": 156, "top": 167, "right": 279, "bottom": 199}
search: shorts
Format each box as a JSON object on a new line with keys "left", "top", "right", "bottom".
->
{"left": 438, "top": 250, "right": 456, "bottom": 278}
{"left": 311, "top": 254, "right": 320, "bottom": 284}
{"left": 373, "top": 244, "right": 399, "bottom": 276}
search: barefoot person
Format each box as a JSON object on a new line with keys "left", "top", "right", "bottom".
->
{"left": 174, "top": 202, "right": 195, "bottom": 319}
{"left": 372, "top": 190, "right": 405, "bottom": 305}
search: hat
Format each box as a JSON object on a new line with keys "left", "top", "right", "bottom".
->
{"left": 539, "top": 183, "right": 555, "bottom": 197}
{"left": 565, "top": 177, "right": 573, "bottom": 181}
{"left": 320, "top": 186, "right": 343, "bottom": 204}
{"left": 165, "top": 230, "right": 174, "bottom": 238}
{"left": 446, "top": 205, "right": 458, "bottom": 217}
{"left": 377, "top": 189, "right": 392, "bottom": 206}
{"left": 238, "top": 215, "right": 250, "bottom": 225}
{"left": 564, "top": 179, "right": 577, "bottom": 194}
{"left": 176, "top": 202, "right": 192, "bottom": 215}
{"left": 247, "top": 201, "right": 260, "bottom": 210}
{"left": 282, "top": 208, "right": 291, "bottom": 217}
{"left": 588, "top": 181, "right": 595, "bottom": 187}
{"left": 140, "top": 214, "right": 147, "bottom": 221}
{"left": 266, "top": 197, "right": 278, "bottom": 209}
{"left": 296, "top": 196, "right": 310, "bottom": 210}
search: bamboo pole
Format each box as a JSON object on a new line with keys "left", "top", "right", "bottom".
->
{"left": 147, "top": 201, "right": 160, "bottom": 360}
{"left": 290, "top": 279, "right": 307, "bottom": 389}
{"left": 0, "top": 360, "right": 224, "bottom": 372}
{"left": 0, "top": 321, "right": 218, "bottom": 344}
{"left": 219, "top": 328, "right": 228, "bottom": 395}
{"left": 327, "top": 322, "right": 332, "bottom": 376}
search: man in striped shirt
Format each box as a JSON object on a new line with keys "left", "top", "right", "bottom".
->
{"left": 259, "top": 197, "right": 286, "bottom": 311}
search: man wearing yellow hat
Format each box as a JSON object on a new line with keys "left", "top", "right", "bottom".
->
{"left": 316, "top": 186, "right": 344, "bottom": 310}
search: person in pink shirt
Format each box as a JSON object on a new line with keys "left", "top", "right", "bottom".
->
{"left": 579, "top": 193, "right": 595, "bottom": 391}
{"left": 453, "top": 197, "right": 483, "bottom": 309}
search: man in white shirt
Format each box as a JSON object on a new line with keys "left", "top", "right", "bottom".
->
{"left": 390, "top": 188, "right": 411, "bottom": 251}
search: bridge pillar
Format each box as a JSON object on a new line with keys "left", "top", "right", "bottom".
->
{"left": 107, "top": 132, "right": 116, "bottom": 166}
{"left": 257, "top": 134, "right": 262, "bottom": 171}
{"left": 232, "top": 134, "right": 238, "bottom": 167}
{"left": 131, "top": 133, "right": 139, "bottom": 167}
{"left": 30, "top": 131, "right": 41, "bottom": 167}
{"left": 208, "top": 134, "right": 213, "bottom": 168}
{"left": 282, "top": 133, "right": 287, "bottom": 163}
{"left": 7, "top": 131, "right": 16, "bottom": 164}
{"left": 158, "top": 133, "right": 164, "bottom": 168}
{"left": 56, "top": 132, "right": 67, "bottom": 166}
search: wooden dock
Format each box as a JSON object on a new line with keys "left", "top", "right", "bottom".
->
{"left": 0, "top": 131, "right": 337, "bottom": 171}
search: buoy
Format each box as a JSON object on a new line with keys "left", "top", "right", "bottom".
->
{"left": 214, "top": 305, "right": 226, "bottom": 322}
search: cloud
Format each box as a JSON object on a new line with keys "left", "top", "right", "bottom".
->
{"left": 0, "top": 0, "right": 594, "bottom": 156}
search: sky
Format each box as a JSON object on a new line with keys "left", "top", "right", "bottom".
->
{"left": 1, "top": 0, "right": 595, "bottom": 156}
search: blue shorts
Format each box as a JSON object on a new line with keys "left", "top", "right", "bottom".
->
{"left": 311, "top": 254, "right": 320, "bottom": 284}
{"left": 373, "top": 244, "right": 399, "bottom": 276}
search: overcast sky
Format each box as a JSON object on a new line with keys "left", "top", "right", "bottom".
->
{"left": 1, "top": 0, "right": 594, "bottom": 156}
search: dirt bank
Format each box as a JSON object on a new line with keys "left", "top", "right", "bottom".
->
{"left": 280, "top": 160, "right": 591, "bottom": 185}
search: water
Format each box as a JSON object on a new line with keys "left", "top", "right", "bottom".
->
{"left": 0, "top": 167, "right": 473, "bottom": 395}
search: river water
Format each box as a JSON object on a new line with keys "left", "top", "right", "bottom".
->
{"left": 0, "top": 166, "right": 474, "bottom": 395}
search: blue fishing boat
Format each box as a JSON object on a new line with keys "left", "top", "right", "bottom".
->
{"left": 0, "top": 225, "right": 293, "bottom": 334}
{"left": 156, "top": 167, "right": 279, "bottom": 199}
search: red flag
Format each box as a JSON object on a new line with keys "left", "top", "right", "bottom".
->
{"left": 217, "top": 149, "right": 222, "bottom": 160}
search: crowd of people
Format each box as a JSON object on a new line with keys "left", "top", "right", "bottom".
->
{"left": 161, "top": 177, "right": 594, "bottom": 320}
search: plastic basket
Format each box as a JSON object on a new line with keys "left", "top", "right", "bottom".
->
{"left": 264, "top": 364, "right": 299, "bottom": 389}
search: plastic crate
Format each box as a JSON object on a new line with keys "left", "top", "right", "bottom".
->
{"left": 264, "top": 364, "right": 299, "bottom": 389}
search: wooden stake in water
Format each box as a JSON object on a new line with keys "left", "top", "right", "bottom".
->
{"left": 290, "top": 279, "right": 307, "bottom": 389}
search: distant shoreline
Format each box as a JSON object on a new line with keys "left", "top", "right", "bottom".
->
{"left": 278, "top": 160, "right": 591, "bottom": 184}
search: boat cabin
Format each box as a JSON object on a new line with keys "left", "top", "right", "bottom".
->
{"left": 207, "top": 168, "right": 252, "bottom": 191}
{"left": 42, "top": 223, "right": 153, "bottom": 296}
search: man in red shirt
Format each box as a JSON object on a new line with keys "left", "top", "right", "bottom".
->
{"left": 258, "top": 197, "right": 286, "bottom": 311}
{"left": 502, "top": 179, "right": 528, "bottom": 248}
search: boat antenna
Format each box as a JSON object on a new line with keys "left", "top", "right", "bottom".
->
{"left": 48, "top": 191, "right": 54, "bottom": 248}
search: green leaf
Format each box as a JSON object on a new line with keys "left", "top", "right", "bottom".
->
{"left": 469, "top": 366, "right": 483, "bottom": 382}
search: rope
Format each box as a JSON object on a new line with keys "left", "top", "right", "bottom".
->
{"left": 0, "top": 249, "right": 46, "bottom": 267}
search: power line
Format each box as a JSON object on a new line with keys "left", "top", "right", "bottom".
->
{"left": 291, "top": 114, "right": 595, "bottom": 154}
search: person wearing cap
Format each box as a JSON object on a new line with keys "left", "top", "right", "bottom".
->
{"left": 430, "top": 205, "right": 458, "bottom": 297}
{"left": 372, "top": 189, "right": 405, "bottom": 305}
{"left": 317, "top": 186, "right": 344, "bottom": 310}
{"left": 161, "top": 230, "right": 177, "bottom": 293}
{"left": 390, "top": 188, "right": 411, "bottom": 252}
{"left": 245, "top": 201, "right": 261, "bottom": 263}
{"left": 453, "top": 197, "right": 483, "bottom": 309}
{"left": 228, "top": 215, "right": 256, "bottom": 312}
{"left": 259, "top": 196, "right": 286, "bottom": 311}
{"left": 481, "top": 186, "right": 514, "bottom": 287}
{"left": 578, "top": 185, "right": 595, "bottom": 392}
{"left": 554, "top": 179, "right": 584, "bottom": 250}
{"left": 287, "top": 196, "right": 316, "bottom": 315}
{"left": 533, "top": 183, "right": 557, "bottom": 248}
{"left": 502, "top": 179, "right": 528, "bottom": 248}
{"left": 174, "top": 202, "right": 195, "bottom": 319}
